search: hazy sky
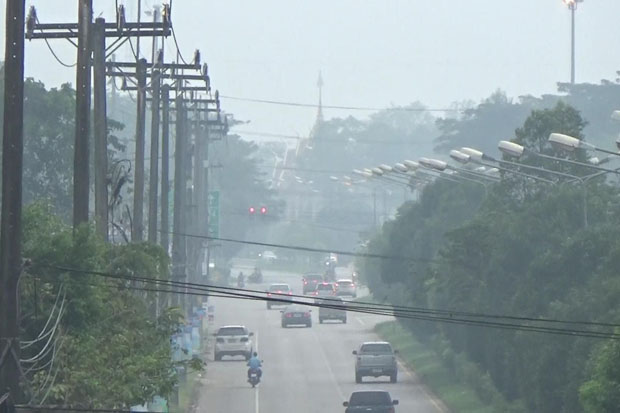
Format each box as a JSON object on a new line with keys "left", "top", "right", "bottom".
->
{"left": 4, "top": 0, "right": 620, "bottom": 139}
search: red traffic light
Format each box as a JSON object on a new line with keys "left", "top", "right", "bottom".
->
{"left": 249, "top": 206, "right": 256, "bottom": 214}
{"left": 260, "top": 206, "right": 267, "bottom": 214}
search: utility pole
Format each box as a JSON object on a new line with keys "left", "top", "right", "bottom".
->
{"left": 161, "top": 84, "right": 171, "bottom": 252}
{"left": 132, "top": 58, "right": 148, "bottom": 242}
{"left": 0, "top": 0, "right": 26, "bottom": 398}
{"left": 74, "top": 0, "right": 93, "bottom": 228}
{"left": 172, "top": 94, "right": 187, "bottom": 308}
{"left": 93, "top": 17, "right": 109, "bottom": 241}
{"left": 148, "top": 68, "right": 161, "bottom": 243}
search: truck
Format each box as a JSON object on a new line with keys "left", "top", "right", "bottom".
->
{"left": 353, "top": 341, "right": 398, "bottom": 383}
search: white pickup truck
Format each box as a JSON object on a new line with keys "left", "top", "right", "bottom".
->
{"left": 353, "top": 341, "right": 398, "bottom": 383}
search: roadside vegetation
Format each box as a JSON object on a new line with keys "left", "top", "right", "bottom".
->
{"left": 357, "top": 102, "right": 620, "bottom": 412}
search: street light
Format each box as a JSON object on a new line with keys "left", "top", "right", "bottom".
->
{"left": 498, "top": 140, "right": 620, "bottom": 175}
{"left": 419, "top": 157, "right": 495, "bottom": 190}
{"left": 548, "top": 133, "right": 620, "bottom": 158}
{"left": 563, "top": 0, "right": 584, "bottom": 84}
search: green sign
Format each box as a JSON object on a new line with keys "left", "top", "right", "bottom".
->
{"left": 207, "top": 191, "right": 220, "bottom": 237}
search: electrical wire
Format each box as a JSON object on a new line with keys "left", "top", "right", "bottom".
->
{"left": 34, "top": 16, "right": 77, "bottom": 68}
{"left": 21, "top": 290, "right": 66, "bottom": 364}
{"left": 220, "top": 95, "right": 462, "bottom": 113}
{"left": 40, "top": 264, "right": 620, "bottom": 340}
{"left": 230, "top": 129, "right": 436, "bottom": 145}
{"left": 170, "top": 25, "right": 188, "bottom": 65}
{"left": 21, "top": 285, "right": 64, "bottom": 349}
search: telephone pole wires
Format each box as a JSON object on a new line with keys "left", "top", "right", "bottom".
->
{"left": 0, "top": 0, "right": 26, "bottom": 398}
{"left": 132, "top": 58, "right": 148, "bottom": 242}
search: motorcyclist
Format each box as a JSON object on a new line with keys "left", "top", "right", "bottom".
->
{"left": 237, "top": 272, "right": 245, "bottom": 287}
{"left": 247, "top": 351, "right": 262, "bottom": 380}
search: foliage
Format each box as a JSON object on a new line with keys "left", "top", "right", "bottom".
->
{"left": 359, "top": 103, "right": 620, "bottom": 412}
{"left": 21, "top": 203, "right": 179, "bottom": 407}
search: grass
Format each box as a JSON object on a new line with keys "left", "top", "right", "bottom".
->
{"left": 374, "top": 321, "right": 504, "bottom": 413}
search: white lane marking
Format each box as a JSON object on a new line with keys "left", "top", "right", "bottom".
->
{"left": 356, "top": 317, "right": 365, "bottom": 326}
{"left": 312, "top": 328, "right": 346, "bottom": 401}
{"left": 396, "top": 360, "right": 446, "bottom": 413}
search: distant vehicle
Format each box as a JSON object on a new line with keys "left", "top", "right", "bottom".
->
{"left": 281, "top": 305, "right": 312, "bottom": 328}
{"left": 260, "top": 250, "right": 278, "bottom": 262}
{"left": 343, "top": 391, "right": 399, "bottom": 413}
{"left": 266, "top": 283, "right": 293, "bottom": 309}
{"left": 214, "top": 325, "right": 254, "bottom": 361}
{"left": 353, "top": 342, "right": 398, "bottom": 383}
{"left": 302, "top": 273, "right": 323, "bottom": 294}
{"left": 335, "top": 279, "right": 357, "bottom": 297}
{"left": 248, "top": 267, "right": 263, "bottom": 283}
{"left": 313, "top": 282, "right": 336, "bottom": 299}
{"left": 318, "top": 296, "right": 347, "bottom": 324}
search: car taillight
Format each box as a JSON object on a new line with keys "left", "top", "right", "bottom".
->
{"left": 351, "top": 283, "right": 355, "bottom": 287}
{"left": 216, "top": 338, "right": 224, "bottom": 343}
{"left": 303, "top": 280, "right": 308, "bottom": 284}
{"left": 388, "top": 408, "right": 395, "bottom": 413}
{"left": 288, "top": 292, "right": 292, "bottom": 295}
{"left": 286, "top": 313, "right": 293, "bottom": 318}
{"left": 304, "top": 312, "right": 310, "bottom": 317}
{"left": 240, "top": 337, "right": 249, "bottom": 342}
{"left": 277, "top": 291, "right": 282, "bottom": 294}
{"left": 335, "top": 283, "right": 339, "bottom": 287}
{"left": 267, "top": 292, "right": 272, "bottom": 296}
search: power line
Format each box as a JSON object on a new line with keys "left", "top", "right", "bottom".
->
{"left": 40, "top": 264, "right": 620, "bottom": 340}
{"left": 232, "top": 129, "right": 436, "bottom": 145}
{"left": 220, "top": 95, "right": 462, "bottom": 113}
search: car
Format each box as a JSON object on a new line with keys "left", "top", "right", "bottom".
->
{"left": 302, "top": 273, "right": 323, "bottom": 294}
{"left": 318, "top": 296, "right": 347, "bottom": 323}
{"left": 335, "top": 279, "right": 357, "bottom": 297}
{"left": 260, "top": 250, "right": 278, "bottom": 262}
{"left": 313, "top": 282, "right": 336, "bottom": 300}
{"left": 343, "top": 391, "right": 399, "bottom": 413}
{"left": 266, "top": 283, "right": 294, "bottom": 309}
{"left": 281, "top": 305, "right": 312, "bottom": 328}
{"left": 353, "top": 341, "right": 398, "bottom": 383}
{"left": 213, "top": 325, "right": 253, "bottom": 361}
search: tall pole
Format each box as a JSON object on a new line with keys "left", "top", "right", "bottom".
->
{"left": 147, "top": 70, "right": 161, "bottom": 243}
{"left": 132, "top": 58, "right": 147, "bottom": 242}
{"left": 93, "top": 18, "right": 109, "bottom": 241}
{"left": 0, "top": 0, "right": 26, "bottom": 397}
{"left": 172, "top": 95, "right": 187, "bottom": 308}
{"left": 73, "top": 0, "right": 93, "bottom": 228}
{"left": 570, "top": 4, "right": 575, "bottom": 85}
{"left": 160, "top": 85, "right": 171, "bottom": 252}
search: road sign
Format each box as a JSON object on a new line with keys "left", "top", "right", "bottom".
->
{"left": 208, "top": 191, "right": 220, "bottom": 237}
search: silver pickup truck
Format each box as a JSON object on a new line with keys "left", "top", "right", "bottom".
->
{"left": 353, "top": 341, "right": 398, "bottom": 383}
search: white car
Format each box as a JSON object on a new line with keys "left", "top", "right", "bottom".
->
{"left": 261, "top": 250, "right": 278, "bottom": 262}
{"left": 214, "top": 325, "right": 254, "bottom": 361}
{"left": 336, "top": 279, "right": 357, "bottom": 297}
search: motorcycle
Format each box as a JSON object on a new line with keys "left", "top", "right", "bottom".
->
{"left": 248, "top": 368, "right": 261, "bottom": 388}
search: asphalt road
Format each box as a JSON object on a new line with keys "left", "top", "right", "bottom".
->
{"left": 195, "top": 269, "right": 447, "bottom": 413}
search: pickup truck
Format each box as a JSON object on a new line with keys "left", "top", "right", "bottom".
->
{"left": 353, "top": 341, "right": 398, "bottom": 383}
{"left": 318, "top": 297, "right": 347, "bottom": 323}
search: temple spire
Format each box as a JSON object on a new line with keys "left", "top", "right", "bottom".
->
{"left": 316, "top": 71, "right": 324, "bottom": 124}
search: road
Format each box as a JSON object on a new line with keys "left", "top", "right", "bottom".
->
{"left": 195, "top": 269, "right": 447, "bottom": 413}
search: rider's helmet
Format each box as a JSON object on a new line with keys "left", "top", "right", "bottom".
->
{"left": 253, "top": 352, "right": 258, "bottom": 357}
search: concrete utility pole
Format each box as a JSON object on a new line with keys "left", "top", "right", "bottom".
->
{"left": 172, "top": 94, "right": 187, "bottom": 308}
{"left": 133, "top": 58, "right": 148, "bottom": 242}
{"left": 27, "top": 4, "right": 172, "bottom": 235}
{"left": 160, "top": 84, "right": 171, "bottom": 252}
{"left": 93, "top": 18, "right": 109, "bottom": 240}
{"left": 0, "top": 0, "right": 26, "bottom": 398}
{"left": 73, "top": 0, "right": 93, "bottom": 228}
{"left": 148, "top": 69, "right": 162, "bottom": 243}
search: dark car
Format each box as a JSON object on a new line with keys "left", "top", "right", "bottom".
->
{"left": 266, "top": 283, "right": 294, "bottom": 309}
{"left": 302, "top": 273, "right": 323, "bottom": 294}
{"left": 343, "top": 391, "right": 399, "bottom": 413}
{"left": 281, "top": 305, "right": 312, "bottom": 328}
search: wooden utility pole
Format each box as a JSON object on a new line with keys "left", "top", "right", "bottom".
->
{"left": 0, "top": 0, "right": 26, "bottom": 398}
{"left": 93, "top": 17, "right": 109, "bottom": 241}
{"left": 160, "top": 84, "right": 171, "bottom": 252}
{"left": 132, "top": 58, "right": 148, "bottom": 242}
{"left": 73, "top": 0, "right": 93, "bottom": 227}
{"left": 147, "top": 69, "right": 161, "bottom": 243}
